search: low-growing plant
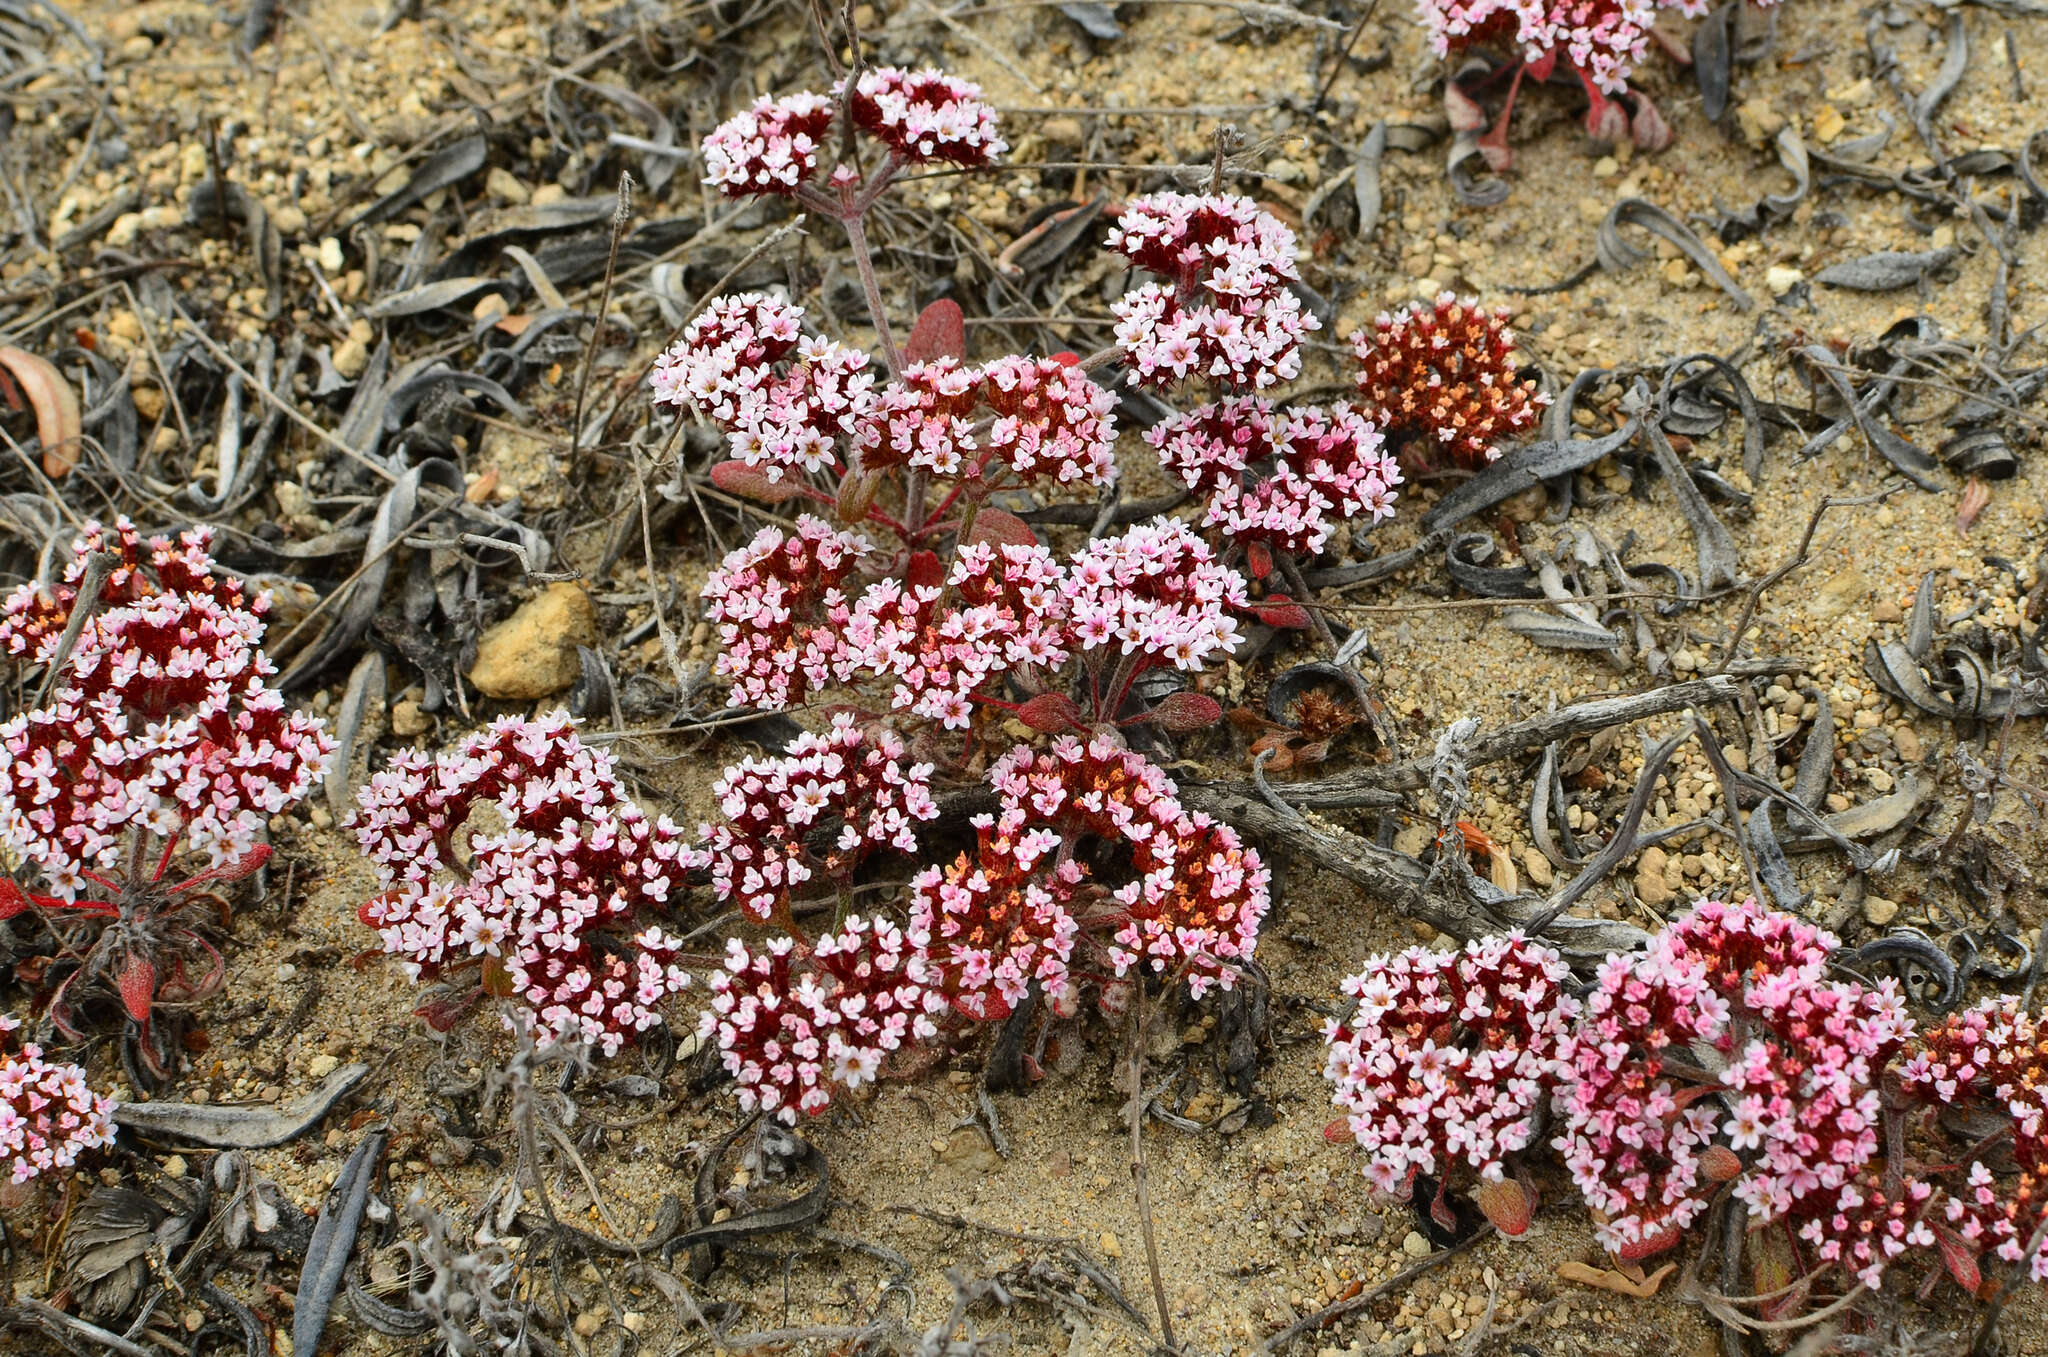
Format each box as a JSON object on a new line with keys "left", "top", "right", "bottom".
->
{"left": 0, "top": 519, "right": 332, "bottom": 1076}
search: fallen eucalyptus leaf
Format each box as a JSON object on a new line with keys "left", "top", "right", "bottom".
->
{"left": 1814, "top": 248, "right": 1958, "bottom": 291}
{"left": 1557, "top": 1259, "right": 1677, "bottom": 1298}
{"left": 364, "top": 276, "right": 500, "bottom": 319}
{"left": 352, "top": 134, "right": 487, "bottom": 228}
{"left": 294, "top": 1129, "right": 387, "bottom": 1357}
{"left": 1597, "top": 199, "right": 1755, "bottom": 310}
{"left": 1500, "top": 608, "right": 1623, "bottom": 650}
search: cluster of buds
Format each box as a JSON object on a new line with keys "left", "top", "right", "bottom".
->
{"left": 912, "top": 735, "right": 1269, "bottom": 1021}
{"left": 0, "top": 519, "right": 333, "bottom": 892}
{"left": 0, "top": 1013, "right": 115, "bottom": 1184}
{"left": 353, "top": 714, "right": 695, "bottom": 1056}
{"left": 1351, "top": 294, "right": 1546, "bottom": 468}
{"left": 1322, "top": 934, "right": 1580, "bottom": 1230}
{"left": 1109, "top": 191, "right": 1315, "bottom": 393}
{"left": 696, "top": 713, "right": 938, "bottom": 924}
{"left": 701, "top": 917, "right": 946, "bottom": 1123}
{"left": 1150, "top": 397, "right": 1401, "bottom": 568}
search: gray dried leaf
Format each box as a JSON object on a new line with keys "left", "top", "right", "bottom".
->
{"left": 500, "top": 243, "right": 566, "bottom": 310}
{"left": 326, "top": 650, "right": 386, "bottom": 819}
{"left": 364, "top": 276, "right": 499, "bottom": 319}
{"left": 1353, "top": 120, "right": 1387, "bottom": 234}
{"left": 115, "top": 1063, "right": 370, "bottom": 1148}
{"left": 1913, "top": 15, "right": 1968, "bottom": 144}
{"left": 1793, "top": 343, "right": 1943, "bottom": 490}
{"left": 1793, "top": 688, "right": 1834, "bottom": 808}
{"left": 1500, "top": 608, "right": 1622, "bottom": 650}
{"left": 1446, "top": 533, "right": 1539, "bottom": 598}
{"left": 1446, "top": 135, "right": 1509, "bottom": 207}
{"left": 1693, "top": 1, "right": 1732, "bottom": 121}
{"left": 1640, "top": 390, "right": 1741, "bottom": 593}
{"left": 1058, "top": 1, "right": 1122, "bottom": 38}
{"left": 1597, "top": 199, "right": 1755, "bottom": 310}
{"left": 352, "top": 134, "right": 487, "bottom": 228}
{"left": 187, "top": 179, "right": 283, "bottom": 319}
{"left": 62, "top": 1188, "right": 170, "bottom": 1320}
{"left": 295, "top": 1130, "right": 388, "bottom": 1357}
{"left": 1941, "top": 425, "right": 2016, "bottom": 479}
{"left": 577, "top": 80, "right": 677, "bottom": 194}
{"left": 1419, "top": 420, "right": 1638, "bottom": 533}
{"left": 1814, "top": 248, "right": 1957, "bottom": 290}
{"left": 1747, "top": 804, "right": 1807, "bottom": 911}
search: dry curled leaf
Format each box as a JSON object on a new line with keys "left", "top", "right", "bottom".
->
{"left": 0, "top": 346, "right": 83, "bottom": 476}
{"left": 1556, "top": 1259, "right": 1677, "bottom": 1297}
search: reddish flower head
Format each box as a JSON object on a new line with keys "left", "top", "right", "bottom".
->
{"left": 701, "top": 515, "right": 872, "bottom": 710}
{"left": 1352, "top": 294, "right": 1545, "bottom": 467}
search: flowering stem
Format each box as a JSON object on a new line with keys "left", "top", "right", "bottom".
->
{"left": 1126, "top": 982, "right": 1177, "bottom": 1353}
{"left": 839, "top": 207, "right": 903, "bottom": 382}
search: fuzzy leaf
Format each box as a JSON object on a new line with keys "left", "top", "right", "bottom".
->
{"left": 710, "top": 459, "right": 805, "bottom": 504}
{"left": 1147, "top": 691, "right": 1223, "bottom": 733}
{"left": 1474, "top": 1179, "right": 1533, "bottom": 1235}
{"left": 1322, "top": 1116, "right": 1354, "bottom": 1144}
{"left": 1017, "top": 692, "right": 1084, "bottom": 734}
{"left": 0, "top": 878, "right": 31, "bottom": 920}
{"left": 905, "top": 299, "right": 967, "bottom": 364}
{"left": 964, "top": 507, "right": 1038, "bottom": 550}
{"left": 1699, "top": 1144, "right": 1743, "bottom": 1183}
{"left": 1253, "top": 594, "right": 1311, "bottom": 629}
{"left": 1245, "top": 541, "right": 1273, "bottom": 580}
{"left": 1936, "top": 1226, "right": 1982, "bottom": 1294}
{"left": 118, "top": 956, "right": 157, "bottom": 1024}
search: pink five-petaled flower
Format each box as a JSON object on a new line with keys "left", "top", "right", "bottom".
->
{"left": 1351, "top": 294, "right": 1546, "bottom": 468}
{"left": 353, "top": 713, "right": 694, "bottom": 1056}
{"left": 840, "top": 67, "right": 1007, "bottom": 167}
{"left": 0, "top": 518, "right": 333, "bottom": 894}
{"left": 1109, "top": 192, "right": 1316, "bottom": 393}
{"left": 700, "top": 916, "right": 946, "bottom": 1124}
{"left": 650, "top": 294, "right": 875, "bottom": 483}
{"left": 701, "top": 92, "right": 838, "bottom": 197}
{"left": 701, "top": 514, "right": 872, "bottom": 710}
{"left": 697, "top": 713, "right": 937, "bottom": 924}
{"left": 1323, "top": 933, "right": 1580, "bottom": 1206}
{"left": 0, "top": 1013, "right": 116, "bottom": 1185}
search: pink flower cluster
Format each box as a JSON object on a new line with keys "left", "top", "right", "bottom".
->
{"left": 700, "top": 516, "right": 872, "bottom": 709}
{"left": 696, "top": 713, "right": 938, "bottom": 923}
{"left": 1351, "top": 294, "right": 1546, "bottom": 468}
{"left": 844, "top": 67, "right": 1007, "bottom": 168}
{"left": 835, "top": 541, "right": 1071, "bottom": 729}
{"left": 1416, "top": 0, "right": 1666, "bottom": 99}
{"left": 1067, "top": 519, "right": 1247, "bottom": 672}
{"left": 854, "top": 356, "right": 1119, "bottom": 487}
{"left": 912, "top": 736, "right": 1270, "bottom": 1020}
{"left": 1902, "top": 1000, "right": 2048, "bottom": 1283}
{"left": 1150, "top": 398, "right": 1401, "bottom": 560}
{"left": 353, "top": 714, "right": 694, "bottom": 1056}
{"left": 701, "top": 92, "right": 837, "bottom": 197}
{"left": 1323, "top": 934, "right": 1580, "bottom": 1198}
{"left": 1109, "top": 192, "right": 1316, "bottom": 393}
{"left": 0, "top": 1013, "right": 115, "bottom": 1184}
{"left": 650, "top": 294, "right": 874, "bottom": 483}
{"left": 0, "top": 519, "right": 332, "bottom": 896}
{"left": 701, "top": 916, "right": 946, "bottom": 1123}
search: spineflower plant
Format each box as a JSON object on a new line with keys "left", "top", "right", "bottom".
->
{"left": 0, "top": 520, "right": 332, "bottom": 1073}
{"left": 1325, "top": 898, "right": 2048, "bottom": 1325}
{"left": 1417, "top": 0, "right": 1782, "bottom": 164}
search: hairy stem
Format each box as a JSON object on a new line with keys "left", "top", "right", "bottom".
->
{"left": 1127, "top": 983, "right": 1177, "bottom": 1353}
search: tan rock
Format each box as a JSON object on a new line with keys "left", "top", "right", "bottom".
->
{"left": 390, "top": 698, "right": 430, "bottom": 737}
{"left": 1863, "top": 895, "right": 1899, "bottom": 927}
{"left": 467, "top": 584, "right": 596, "bottom": 699}
{"left": 485, "top": 166, "right": 531, "bottom": 204}
{"left": 1735, "top": 97, "right": 1786, "bottom": 147}
{"left": 1522, "top": 848, "right": 1554, "bottom": 889}
{"left": 1636, "top": 847, "right": 1673, "bottom": 907}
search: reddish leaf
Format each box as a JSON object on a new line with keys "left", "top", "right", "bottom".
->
{"left": 1048, "top": 351, "right": 1080, "bottom": 367}
{"left": 905, "top": 299, "right": 967, "bottom": 364}
{"left": 1699, "top": 1145, "right": 1742, "bottom": 1183}
{"left": 710, "top": 459, "right": 805, "bottom": 504}
{"left": 0, "top": 346, "right": 82, "bottom": 477}
{"left": 1253, "top": 594, "right": 1311, "bottom": 629}
{"left": 480, "top": 956, "right": 517, "bottom": 998}
{"left": 415, "top": 987, "right": 485, "bottom": 1033}
{"left": 168, "top": 843, "right": 272, "bottom": 892}
{"left": 905, "top": 550, "right": 946, "bottom": 591}
{"left": 1017, "top": 692, "right": 1084, "bottom": 734}
{"left": 1147, "top": 691, "right": 1223, "bottom": 733}
{"left": 1613, "top": 1221, "right": 1683, "bottom": 1262}
{"left": 1322, "top": 1116, "right": 1355, "bottom": 1145}
{"left": 1245, "top": 541, "right": 1273, "bottom": 580}
{"left": 1475, "top": 1179, "right": 1533, "bottom": 1236}
{"left": 358, "top": 889, "right": 401, "bottom": 931}
{"left": 1428, "top": 1184, "right": 1460, "bottom": 1234}
{"left": 1936, "top": 1227, "right": 1983, "bottom": 1293}
{"left": 117, "top": 955, "right": 156, "bottom": 1024}
{"left": 0, "top": 878, "right": 31, "bottom": 920}
{"left": 965, "top": 507, "right": 1039, "bottom": 550}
